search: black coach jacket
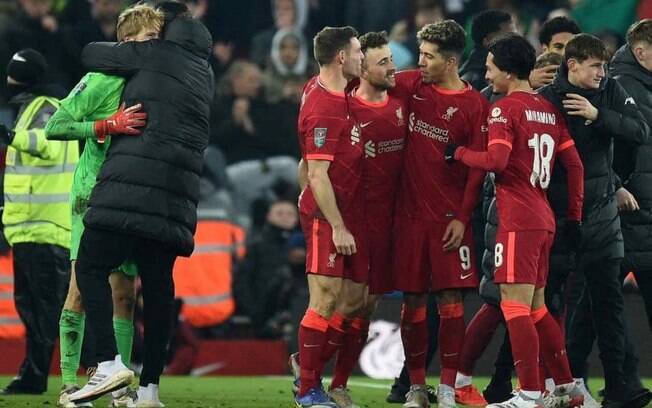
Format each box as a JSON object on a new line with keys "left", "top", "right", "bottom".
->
{"left": 610, "top": 45, "right": 652, "bottom": 271}
{"left": 80, "top": 17, "right": 214, "bottom": 256}
{"left": 539, "top": 63, "right": 649, "bottom": 260}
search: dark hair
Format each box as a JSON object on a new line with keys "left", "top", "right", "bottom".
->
{"left": 471, "top": 9, "right": 512, "bottom": 46}
{"left": 626, "top": 19, "right": 652, "bottom": 47}
{"left": 417, "top": 20, "right": 466, "bottom": 56}
{"left": 534, "top": 52, "right": 563, "bottom": 69}
{"left": 487, "top": 33, "right": 535, "bottom": 80}
{"left": 313, "top": 26, "right": 359, "bottom": 66}
{"left": 564, "top": 33, "right": 609, "bottom": 64}
{"left": 538, "top": 16, "right": 581, "bottom": 46}
{"left": 359, "top": 31, "right": 389, "bottom": 54}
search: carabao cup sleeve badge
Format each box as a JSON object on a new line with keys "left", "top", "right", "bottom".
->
{"left": 314, "top": 128, "right": 327, "bottom": 148}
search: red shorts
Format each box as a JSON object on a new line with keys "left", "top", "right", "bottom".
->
{"left": 494, "top": 229, "right": 554, "bottom": 288}
{"left": 368, "top": 226, "right": 394, "bottom": 295}
{"left": 300, "top": 214, "right": 369, "bottom": 283}
{"left": 393, "top": 218, "right": 479, "bottom": 292}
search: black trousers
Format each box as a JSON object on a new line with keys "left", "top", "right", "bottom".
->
{"left": 75, "top": 227, "right": 176, "bottom": 386}
{"left": 630, "top": 268, "right": 652, "bottom": 333}
{"left": 566, "top": 257, "right": 627, "bottom": 398}
{"left": 11, "top": 243, "right": 70, "bottom": 392}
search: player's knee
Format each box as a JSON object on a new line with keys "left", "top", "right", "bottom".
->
{"left": 112, "top": 291, "right": 136, "bottom": 318}
{"left": 436, "top": 289, "right": 461, "bottom": 305}
{"left": 403, "top": 293, "right": 427, "bottom": 310}
{"left": 337, "top": 296, "right": 365, "bottom": 317}
{"left": 64, "top": 289, "right": 84, "bottom": 313}
{"left": 309, "top": 292, "right": 338, "bottom": 318}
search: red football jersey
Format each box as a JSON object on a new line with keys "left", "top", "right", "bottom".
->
{"left": 297, "top": 76, "right": 364, "bottom": 225}
{"left": 488, "top": 91, "right": 575, "bottom": 232}
{"left": 393, "top": 70, "right": 489, "bottom": 223}
{"left": 348, "top": 90, "right": 407, "bottom": 231}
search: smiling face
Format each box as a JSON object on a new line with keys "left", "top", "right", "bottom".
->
{"left": 362, "top": 44, "right": 396, "bottom": 90}
{"left": 484, "top": 52, "right": 510, "bottom": 93}
{"left": 567, "top": 57, "right": 606, "bottom": 89}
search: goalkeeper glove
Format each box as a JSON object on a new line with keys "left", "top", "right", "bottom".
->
{"left": 94, "top": 103, "right": 147, "bottom": 143}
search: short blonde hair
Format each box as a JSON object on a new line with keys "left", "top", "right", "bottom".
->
{"left": 116, "top": 4, "right": 165, "bottom": 42}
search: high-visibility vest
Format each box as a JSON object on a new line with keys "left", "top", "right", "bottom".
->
{"left": 0, "top": 251, "right": 25, "bottom": 338}
{"left": 3, "top": 95, "right": 78, "bottom": 248}
{"left": 173, "top": 218, "right": 245, "bottom": 328}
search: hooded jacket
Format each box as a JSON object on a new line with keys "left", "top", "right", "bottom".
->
{"left": 460, "top": 46, "right": 488, "bottom": 91}
{"left": 539, "top": 63, "right": 649, "bottom": 259}
{"left": 80, "top": 17, "right": 214, "bottom": 256}
{"left": 610, "top": 44, "right": 652, "bottom": 270}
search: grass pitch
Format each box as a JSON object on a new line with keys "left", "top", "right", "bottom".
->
{"left": 0, "top": 375, "right": 644, "bottom": 408}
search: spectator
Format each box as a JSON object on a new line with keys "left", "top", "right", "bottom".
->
{"left": 0, "top": 0, "right": 70, "bottom": 103}
{"left": 250, "top": 0, "right": 308, "bottom": 68}
{"left": 460, "top": 9, "right": 514, "bottom": 90}
{"left": 211, "top": 60, "right": 299, "bottom": 163}
{"left": 538, "top": 16, "right": 581, "bottom": 55}
{"left": 264, "top": 28, "right": 312, "bottom": 104}
{"left": 234, "top": 200, "right": 300, "bottom": 339}
{"left": 61, "top": 0, "right": 123, "bottom": 91}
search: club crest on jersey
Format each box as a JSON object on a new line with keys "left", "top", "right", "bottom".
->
{"left": 328, "top": 253, "right": 337, "bottom": 268}
{"left": 396, "top": 107, "right": 404, "bottom": 126}
{"left": 491, "top": 107, "right": 502, "bottom": 117}
{"left": 314, "top": 128, "right": 327, "bottom": 148}
{"left": 442, "top": 106, "right": 459, "bottom": 121}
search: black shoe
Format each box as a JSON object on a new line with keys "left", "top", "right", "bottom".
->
{"left": 0, "top": 385, "right": 44, "bottom": 395}
{"left": 386, "top": 379, "right": 437, "bottom": 404}
{"left": 483, "top": 379, "right": 513, "bottom": 404}
{"left": 602, "top": 387, "right": 652, "bottom": 408}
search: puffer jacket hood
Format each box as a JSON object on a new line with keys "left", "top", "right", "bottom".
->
{"left": 164, "top": 17, "right": 212, "bottom": 60}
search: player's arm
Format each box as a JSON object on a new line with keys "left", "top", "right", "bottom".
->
{"left": 298, "top": 158, "right": 308, "bottom": 190}
{"left": 81, "top": 41, "right": 153, "bottom": 76}
{"left": 307, "top": 159, "right": 356, "bottom": 255}
{"left": 46, "top": 74, "right": 147, "bottom": 143}
{"left": 557, "top": 141, "right": 584, "bottom": 222}
{"left": 450, "top": 143, "right": 511, "bottom": 173}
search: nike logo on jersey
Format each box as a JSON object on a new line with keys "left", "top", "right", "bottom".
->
{"left": 460, "top": 272, "right": 474, "bottom": 280}
{"left": 303, "top": 343, "right": 320, "bottom": 348}
{"left": 412, "top": 94, "right": 427, "bottom": 101}
{"left": 360, "top": 121, "right": 373, "bottom": 128}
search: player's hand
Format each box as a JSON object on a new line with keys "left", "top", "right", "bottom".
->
{"left": 564, "top": 219, "right": 583, "bottom": 252}
{"left": 529, "top": 64, "right": 558, "bottom": 89}
{"left": 442, "top": 219, "right": 465, "bottom": 251}
{"left": 332, "top": 224, "right": 356, "bottom": 256}
{"left": 616, "top": 187, "right": 639, "bottom": 211}
{"left": 563, "top": 93, "right": 599, "bottom": 121}
{"left": 444, "top": 143, "right": 459, "bottom": 163}
{"left": 94, "top": 103, "right": 147, "bottom": 142}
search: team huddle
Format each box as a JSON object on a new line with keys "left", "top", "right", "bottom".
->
{"left": 293, "top": 15, "right": 652, "bottom": 408}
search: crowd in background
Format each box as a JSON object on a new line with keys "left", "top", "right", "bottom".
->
{"left": 0, "top": 0, "right": 651, "bottom": 348}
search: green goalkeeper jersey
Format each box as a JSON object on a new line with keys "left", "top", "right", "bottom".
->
{"left": 45, "top": 72, "right": 136, "bottom": 274}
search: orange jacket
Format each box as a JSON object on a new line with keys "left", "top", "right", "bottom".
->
{"left": 0, "top": 251, "right": 25, "bottom": 338}
{"left": 173, "top": 219, "right": 245, "bottom": 328}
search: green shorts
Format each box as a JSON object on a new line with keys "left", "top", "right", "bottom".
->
{"left": 70, "top": 208, "right": 138, "bottom": 277}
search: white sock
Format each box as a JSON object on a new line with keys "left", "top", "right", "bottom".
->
{"left": 521, "top": 390, "right": 542, "bottom": 400}
{"left": 455, "top": 373, "right": 473, "bottom": 388}
{"left": 545, "top": 378, "right": 555, "bottom": 393}
{"left": 138, "top": 383, "right": 160, "bottom": 401}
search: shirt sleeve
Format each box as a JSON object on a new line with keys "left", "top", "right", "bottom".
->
{"left": 45, "top": 73, "right": 123, "bottom": 141}
{"left": 556, "top": 119, "right": 575, "bottom": 153}
{"left": 486, "top": 102, "right": 515, "bottom": 151}
{"left": 303, "top": 115, "right": 346, "bottom": 161}
{"left": 390, "top": 70, "right": 421, "bottom": 104}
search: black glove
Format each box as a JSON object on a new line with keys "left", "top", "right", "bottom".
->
{"left": 0, "top": 123, "right": 14, "bottom": 146}
{"left": 564, "top": 219, "right": 582, "bottom": 252}
{"left": 444, "top": 143, "right": 459, "bottom": 163}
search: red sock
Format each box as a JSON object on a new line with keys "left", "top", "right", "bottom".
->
{"left": 532, "top": 306, "right": 573, "bottom": 385}
{"left": 331, "top": 317, "right": 369, "bottom": 389}
{"left": 500, "top": 300, "right": 540, "bottom": 392}
{"left": 438, "top": 302, "right": 465, "bottom": 387}
{"left": 459, "top": 303, "right": 503, "bottom": 376}
{"left": 400, "top": 305, "right": 428, "bottom": 385}
{"left": 320, "top": 312, "right": 349, "bottom": 372}
{"left": 298, "top": 309, "right": 329, "bottom": 396}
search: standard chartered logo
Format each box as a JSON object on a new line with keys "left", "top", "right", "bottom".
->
{"left": 409, "top": 112, "right": 450, "bottom": 143}
{"left": 350, "top": 124, "right": 360, "bottom": 145}
{"left": 365, "top": 141, "right": 376, "bottom": 158}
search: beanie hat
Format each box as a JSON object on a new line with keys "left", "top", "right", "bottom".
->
{"left": 7, "top": 49, "right": 47, "bottom": 86}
